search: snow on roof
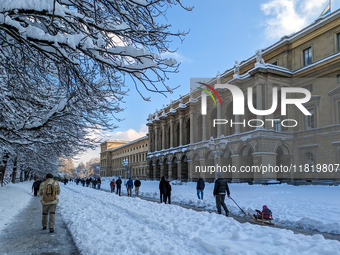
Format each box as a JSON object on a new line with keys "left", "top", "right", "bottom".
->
{"left": 108, "top": 135, "right": 148, "bottom": 152}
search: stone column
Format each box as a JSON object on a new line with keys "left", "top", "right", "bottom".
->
{"left": 231, "top": 155, "right": 241, "bottom": 182}
{"left": 170, "top": 119, "right": 174, "bottom": 148}
{"left": 160, "top": 163, "right": 164, "bottom": 177}
{"left": 217, "top": 99, "right": 222, "bottom": 137}
{"left": 168, "top": 161, "right": 173, "bottom": 179}
{"left": 234, "top": 115, "right": 242, "bottom": 133}
{"left": 190, "top": 109, "right": 195, "bottom": 144}
{"left": 265, "top": 83, "right": 275, "bottom": 130}
{"left": 256, "top": 82, "right": 264, "bottom": 129}
{"left": 252, "top": 152, "right": 277, "bottom": 184}
{"left": 179, "top": 115, "right": 184, "bottom": 146}
{"left": 154, "top": 125, "right": 158, "bottom": 152}
{"left": 162, "top": 121, "right": 166, "bottom": 150}
{"left": 177, "top": 161, "right": 182, "bottom": 181}
{"left": 202, "top": 115, "right": 207, "bottom": 140}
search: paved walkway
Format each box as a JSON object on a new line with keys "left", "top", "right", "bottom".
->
{"left": 0, "top": 195, "right": 79, "bottom": 255}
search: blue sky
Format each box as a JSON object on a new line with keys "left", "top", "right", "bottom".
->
{"left": 75, "top": 0, "right": 340, "bottom": 165}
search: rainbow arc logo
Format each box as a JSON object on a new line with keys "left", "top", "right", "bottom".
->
{"left": 197, "top": 82, "right": 222, "bottom": 106}
{"left": 197, "top": 82, "right": 222, "bottom": 115}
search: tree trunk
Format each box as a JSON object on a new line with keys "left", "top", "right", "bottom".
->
{"left": 24, "top": 171, "right": 29, "bottom": 181}
{"left": 20, "top": 170, "right": 24, "bottom": 182}
{"left": 0, "top": 153, "right": 10, "bottom": 187}
{"left": 12, "top": 157, "right": 18, "bottom": 184}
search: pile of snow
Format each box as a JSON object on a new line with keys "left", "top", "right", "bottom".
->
{"left": 100, "top": 177, "right": 340, "bottom": 234}
{"left": 59, "top": 185, "right": 340, "bottom": 255}
{"left": 0, "top": 181, "right": 33, "bottom": 233}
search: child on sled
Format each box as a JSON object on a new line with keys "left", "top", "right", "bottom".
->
{"left": 253, "top": 205, "right": 272, "bottom": 220}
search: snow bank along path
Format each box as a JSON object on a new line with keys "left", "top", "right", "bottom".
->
{"left": 101, "top": 178, "right": 340, "bottom": 235}
{"left": 59, "top": 185, "right": 340, "bottom": 255}
{"left": 0, "top": 181, "right": 33, "bottom": 233}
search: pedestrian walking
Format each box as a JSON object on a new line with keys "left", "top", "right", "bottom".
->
{"left": 32, "top": 179, "right": 40, "bottom": 196}
{"left": 97, "top": 178, "right": 101, "bottom": 189}
{"left": 213, "top": 172, "right": 230, "bottom": 216}
{"left": 196, "top": 177, "right": 205, "bottom": 200}
{"left": 116, "top": 177, "right": 122, "bottom": 196}
{"left": 92, "top": 179, "right": 97, "bottom": 189}
{"left": 134, "top": 178, "right": 141, "bottom": 196}
{"left": 166, "top": 181, "right": 171, "bottom": 204}
{"left": 110, "top": 178, "right": 116, "bottom": 193}
{"left": 39, "top": 173, "right": 61, "bottom": 233}
{"left": 159, "top": 176, "right": 167, "bottom": 203}
{"left": 126, "top": 178, "right": 133, "bottom": 197}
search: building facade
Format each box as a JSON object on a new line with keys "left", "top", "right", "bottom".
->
{"left": 147, "top": 10, "right": 340, "bottom": 184}
{"left": 100, "top": 137, "right": 149, "bottom": 179}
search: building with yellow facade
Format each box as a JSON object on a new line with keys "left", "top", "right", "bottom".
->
{"left": 100, "top": 137, "right": 149, "bottom": 179}
{"left": 147, "top": 10, "right": 340, "bottom": 185}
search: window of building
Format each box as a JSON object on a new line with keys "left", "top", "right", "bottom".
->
{"left": 337, "top": 75, "right": 340, "bottom": 83}
{"left": 303, "top": 84, "right": 313, "bottom": 92}
{"left": 274, "top": 118, "right": 281, "bottom": 131}
{"left": 305, "top": 108, "right": 315, "bottom": 130}
{"left": 272, "top": 61, "right": 278, "bottom": 66}
{"left": 303, "top": 47, "right": 312, "bottom": 66}
{"left": 337, "top": 33, "right": 340, "bottom": 51}
{"left": 305, "top": 152, "right": 314, "bottom": 168}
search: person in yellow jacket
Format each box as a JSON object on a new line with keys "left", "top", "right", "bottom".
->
{"left": 39, "top": 173, "right": 61, "bottom": 233}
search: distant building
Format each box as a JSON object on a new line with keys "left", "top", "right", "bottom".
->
{"left": 100, "top": 137, "right": 149, "bottom": 179}
{"left": 147, "top": 10, "right": 340, "bottom": 184}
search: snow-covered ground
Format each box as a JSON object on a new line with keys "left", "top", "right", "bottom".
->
{"left": 59, "top": 184, "right": 340, "bottom": 255}
{"left": 0, "top": 181, "right": 33, "bottom": 233}
{"left": 101, "top": 177, "right": 340, "bottom": 235}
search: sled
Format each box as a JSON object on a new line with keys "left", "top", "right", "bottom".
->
{"left": 245, "top": 211, "right": 274, "bottom": 225}
{"left": 230, "top": 197, "right": 274, "bottom": 226}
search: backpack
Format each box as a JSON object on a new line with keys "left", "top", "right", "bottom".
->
{"left": 43, "top": 181, "right": 56, "bottom": 202}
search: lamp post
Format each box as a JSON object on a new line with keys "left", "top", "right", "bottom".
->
{"left": 123, "top": 158, "right": 128, "bottom": 185}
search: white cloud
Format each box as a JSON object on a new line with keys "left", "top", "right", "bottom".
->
{"left": 161, "top": 51, "right": 191, "bottom": 63}
{"left": 261, "top": 0, "right": 329, "bottom": 40}
{"left": 108, "top": 124, "right": 148, "bottom": 140}
{"left": 73, "top": 125, "right": 147, "bottom": 167}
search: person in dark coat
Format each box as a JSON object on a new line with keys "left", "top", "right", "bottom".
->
{"left": 116, "top": 177, "right": 122, "bottom": 196}
{"left": 126, "top": 178, "right": 133, "bottom": 197}
{"left": 134, "top": 178, "right": 141, "bottom": 196}
{"left": 159, "top": 176, "right": 167, "bottom": 203}
{"left": 166, "top": 181, "right": 171, "bottom": 204}
{"left": 32, "top": 179, "right": 40, "bottom": 196}
{"left": 196, "top": 177, "right": 205, "bottom": 200}
{"left": 97, "top": 178, "right": 101, "bottom": 189}
{"left": 213, "top": 172, "right": 230, "bottom": 216}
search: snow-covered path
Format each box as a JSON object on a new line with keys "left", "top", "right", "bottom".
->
{"left": 59, "top": 185, "right": 340, "bottom": 255}
{"left": 101, "top": 178, "right": 340, "bottom": 235}
{"left": 0, "top": 181, "right": 33, "bottom": 233}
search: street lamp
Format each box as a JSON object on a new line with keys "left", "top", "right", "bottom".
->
{"left": 123, "top": 158, "right": 128, "bottom": 185}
